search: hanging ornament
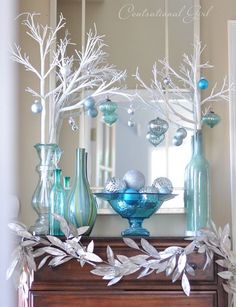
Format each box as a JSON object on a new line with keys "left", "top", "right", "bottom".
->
{"left": 163, "top": 77, "right": 171, "bottom": 86}
{"left": 105, "top": 177, "right": 127, "bottom": 193}
{"left": 31, "top": 100, "right": 42, "bottom": 114}
{"left": 152, "top": 177, "right": 173, "bottom": 194}
{"left": 198, "top": 78, "right": 209, "bottom": 90}
{"left": 202, "top": 111, "right": 221, "bottom": 128}
{"left": 71, "top": 124, "right": 79, "bottom": 132}
{"left": 146, "top": 131, "right": 165, "bottom": 147}
{"left": 99, "top": 98, "right": 117, "bottom": 114}
{"left": 60, "top": 64, "right": 71, "bottom": 77}
{"left": 127, "top": 107, "right": 135, "bottom": 115}
{"left": 87, "top": 107, "right": 98, "bottom": 118}
{"left": 175, "top": 127, "right": 187, "bottom": 139}
{"left": 84, "top": 96, "right": 96, "bottom": 110}
{"left": 173, "top": 136, "right": 183, "bottom": 146}
{"left": 68, "top": 116, "right": 75, "bottom": 126}
{"left": 148, "top": 117, "right": 169, "bottom": 136}
{"left": 123, "top": 169, "right": 145, "bottom": 191}
{"left": 103, "top": 112, "right": 118, "bottom": 126}
{"left": 128, "top": 119, "right": 135, "bottom": 127}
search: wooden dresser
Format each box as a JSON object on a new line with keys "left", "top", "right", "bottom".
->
{"left": 24, "top": 237, "right": 228, "bottom": 307}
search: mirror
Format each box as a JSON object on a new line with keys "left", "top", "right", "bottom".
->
{"left": 57, "top": 0, "right": 199, "bottom": 211}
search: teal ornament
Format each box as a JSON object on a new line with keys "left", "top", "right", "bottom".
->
{"left": 123, "top": 169, "right": 145, "bottom": 190}
{"left": 198, "top": 78, "right": 209, "bottom": 90}
{"left": 49, "top": 169, "right": 66, "bottom": 236}
{"left": 146, "top": 131, "right": 165, "bottom": 147}
{"left": 173, "top": 136, "right": 183, "bottom": 146}
{"left": 102, "top": 112, "right": 118, "bottom": 126}
{"left": 123, "top": 188, "right": 140, "bottom": 205}
{"left": 152, "top": 177, "right": 173, "bottom": 194}
{"left": 99, "top": 98, "right": 118, "bottom": 114}
{"left": 84, "top": 97, "right": 95, "bottom": 110}
{"left": 148, "top": 117, "right": 169, "bottom": 135}
{"left": 87, "top": 107, "right": 98, "bottom": 118}
{"left": 31, "top": 100, "right": 43, "bottom": 114}
{"left": 175, "top": 127, "right": 187, "bottom": 139}
{"left": 202, "top": 111, "right": 221, "bottom": 128}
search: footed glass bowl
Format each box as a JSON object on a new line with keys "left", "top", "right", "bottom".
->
{"left": 94, "top": 192, "right": 176, "bottom": 237}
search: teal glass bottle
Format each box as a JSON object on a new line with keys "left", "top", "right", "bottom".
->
{"left": 30, "top": 143, "right": 62, "bottom": 235}
{"left": 63, "top": 176, "right": 71, "bottom": 201}
{"left": 66, "top": 148, "right": 97, "bottom": 235}
{"left": 49, "top": 169, "right": 66, "bottom": 236}
{"left": 185, "top": 130, "right": 210, "bottom": 236}
{"left": 184, "top": 135, "right": 194, "bottom": 210}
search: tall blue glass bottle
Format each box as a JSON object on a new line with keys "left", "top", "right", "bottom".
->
{"left": 49, "top": 168, "right": 66, "bottom": 236}
{"left": 66, "top": 148, "right": 97, "bottom": 235}
{"left": 185, "top": 130, "right": 210, "bottom": 236}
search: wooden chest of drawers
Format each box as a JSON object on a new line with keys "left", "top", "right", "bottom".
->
{"left": 24, "top": 237, "right": 228, "bottom": 307}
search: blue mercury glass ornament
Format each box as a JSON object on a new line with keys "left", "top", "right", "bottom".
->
{"left": 202, "top": 111, "right": 221, "bottom": 128}
{"left": 198, "top": 78, "right": 209, "bottom": 90}
{"left": 146, "top": 131, "right": 165, "bottom": 146}
{"left": 148, "top": 117, "right": 169, "bottom": 135}
{"left": 87, "top": 107, "right": 98, "bottom": 118}
{"left": 99, "top": 98, "right": 118, "bottom": 114}
{"left": 102, "top": 112, "right": 118, "bottom": 125}
{"left": 67, "top": 148, "right": 97, "bottom": 235}
{"left": 84, "top": 96, "right": 95, "bottom": 110}
{"left": 49, "top": 169, "right": 66, "bottom": 236}
{"left": 184, "top": 130, "right": 210, "bottom": 236}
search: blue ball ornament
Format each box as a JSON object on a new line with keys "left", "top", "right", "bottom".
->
{"left": 87, "top": 107, "right": 98, "bottom": 118}
{"left": 123, "top": 188, "right": 140, "bottom": 205}
{"left": 198, "top": 78, "right": 209, "bottom": 90}
{"left": 84, "top": 97, "right": 96, "bottom": 110}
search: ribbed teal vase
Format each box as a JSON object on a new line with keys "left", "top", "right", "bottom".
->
{"left": 30, "top": 143, "right": 62, "bottom": 235}
{"left": 184, "top": 130, "right": 210, "bottom": 236}
{"left": 49, "top": 169, "right": 66, "bottom": 236}
{"left": 67, "top": 148, "right": 97, "bottom": 235}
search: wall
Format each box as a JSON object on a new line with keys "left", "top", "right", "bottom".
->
{"left": 18, "top": 0, "right": 236, "bottom": 236}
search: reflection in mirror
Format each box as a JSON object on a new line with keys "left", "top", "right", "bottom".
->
{"left": 57, "top": 0, "right": 199, "bottom": 212}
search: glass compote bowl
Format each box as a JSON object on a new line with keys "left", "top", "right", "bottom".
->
{"left": 94, "top": 192, "right": 176, "bottom": 237}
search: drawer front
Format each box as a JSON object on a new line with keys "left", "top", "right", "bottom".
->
{"left": 30, "top": 291, "right": 218, "bottom": 307}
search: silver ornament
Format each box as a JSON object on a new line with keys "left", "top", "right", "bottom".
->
{"left": 127, "top": 107, "right": 135, "bottom": 115}
{"left": 139, "top": 186, "right": 159, "bottom": 193}
{"left": 152, "top": 177, "right": 173, "bottom": 194}
{"left": 68, "top": 116, "right": 75, "bottom": 126}
{"left": 105, "top": 177, "right": 127, "bottom": 193}
{"left": 60, "top": 65, "right": 71, "bottom": 77}
{"left": 71, "top": 124, "right": 79, "bottom": 132}
{"left": 148, "top": 117, "right": 169, "bottom": 135}
{"left": 146, "top": 131, "right": 165, "bottom": 147}
{"left": 163, "top": 77, "right": 171, "bottom": 86}
{"left": 175, "top": 127, "right": 187, "bottom": 139}
{"left": 173, "top": 137, "right": 183, "bottom": 146}
{"left": 31, "top": 100, "right": 43, "bottom": 114}
{"left": 123, "top": 169, "right": 145, "bottom": 190}
{"left": 128, "top": 119, "right": 135, "bottom": 127}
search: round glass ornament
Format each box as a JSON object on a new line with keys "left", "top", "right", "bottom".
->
{"left": 31, "top": 100, "right": 43, "bottom": 114}
{"left": 105, "top": 177, "right": 127, "bottom": 193}
{"left": 152, "top": 177, "right": 173, "bottom": 194}
{"left": 175, "top": 127, "right": 187, "bottom": 139}
{"left": 198, "top": 78, "right": 209, "bottom": 90}
{"left": 87, "top": 107, "right": 98, "bottom": 118}
{"left": 123, "top": 188, "right": 140, "bottom": 205}
{"left": 84, "top": 96, "right": 95, "bottom": 110}
{"left": 173, "top": 136, "right": 183, "bottom": 146}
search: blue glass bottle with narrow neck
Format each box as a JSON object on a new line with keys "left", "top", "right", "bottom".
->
{"left": 49, "top": 168, "right": 66, "bottom": 236}
{"left": 185, "top": 130, "right": 210, "bottom": 236}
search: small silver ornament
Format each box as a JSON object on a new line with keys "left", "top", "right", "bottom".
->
{"left": 175, "top": 127, "right": 187, "bottom": 139}
{"left": 146, "top": 131, "right": 165, "bottom": 147}
{"left": 148, "top": 117, "right": 169, "bottom": 136}
{"left": 128, "top": 119, "right": 135, "bottom": 127}
{"left": 60, "top": 65, "right": 71, "bottom": 77}
{"left": 105, "top": 177, "right": 127, "bottom": 193}
{"left": 152, "top": 177, "right": 173, "bottom": 194}
{"left": 127, "top": 107, "right": 135, "bottom": 115}
{"left": 68, "top": 116, "right": 75, "bottom": 126}
{"left": 139, "top": 186, "right": 159, "bottom": 193}
{"left": 173, "top": 137, "right": 183, "bottom": 146}
{"left": 71, "top": 124, "right": 79, "bottom": 132}
{"left": 163, "top": 77, "right": 171, "bottom": 86}
{"left": 123, "top": 169, "right": 145, "bottom": 191}
{"left": 31, "top": 100, "right": 43, "bottom": 114}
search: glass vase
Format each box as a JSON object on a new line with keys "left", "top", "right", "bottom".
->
{"left": 49, "top": 169, "right": 66, "bottom": 236}
{"left": 67, "top": 148, "right": 97, "bottom": 235}
{"left": 30, "top": 143, "right": 62, "bottom": 235}
{"left": 184, "top": 130, "right": 210, "bottom": 236}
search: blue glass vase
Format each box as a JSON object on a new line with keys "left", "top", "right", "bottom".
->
{"left": 66, "top": 148, "right": 97, "bottom": 235}
{"left": 184, "top": 130, "right": 210, "bottom": 236}
{"left": 30, "top": 144, "right": 62, "bottom": 235}
{"left": 49, "top": 169, "right": 66, "bottom": 236}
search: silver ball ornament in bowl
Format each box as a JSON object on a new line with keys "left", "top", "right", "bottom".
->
{"left": 139, "top": 186, "right": 159, "bottom": 193}
{"left": 152, "top": 177, "right": 173, "bottom": 194}
{"left": 123, "top": 169, "right": 145, "bottom": 191}
{"left": 105, "top": 177, "right": 127, "bottom": 193}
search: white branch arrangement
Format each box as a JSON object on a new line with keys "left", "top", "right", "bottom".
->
{"left": 7, "top": 215, "right": 236, "bottom": 305}
{"left": 134, "top": 41, "right": 230, "bottom": 131}
{"left": 12, "top": 13, "right": 130, "bottom": 143}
